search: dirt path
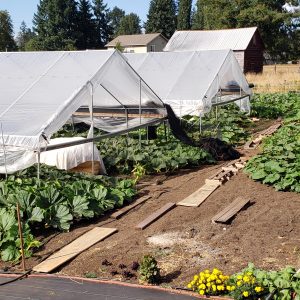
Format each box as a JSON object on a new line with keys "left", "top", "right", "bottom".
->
{"left": 2, "top": 120, "right": 300, "bottom": 288}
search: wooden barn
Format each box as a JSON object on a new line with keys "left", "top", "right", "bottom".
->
{"left": 164, "top": 27, "right": 264, "bottom": 73}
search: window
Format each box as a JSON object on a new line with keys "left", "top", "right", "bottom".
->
{"left": 150, "top": 45, "right": 156, "bottom": 52}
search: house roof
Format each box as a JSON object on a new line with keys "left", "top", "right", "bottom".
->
{"left": 106, "top": 33, "right": 167, "bottom": 47}
{"left": 164, "top": 27, "right": 259, "bottom": 52}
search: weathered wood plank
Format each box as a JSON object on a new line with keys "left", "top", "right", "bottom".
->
{"left": 110, "top": 195, "right": 151, "bottom": 219}
{"left": 136, "top": 202, "right": 176, "bottom": 230}
{"left": 33, "top": 227, "right": 117, "bottom": 273}
{"left": 212, "top": 197, "right": 250, "bottom": 223}
{"left": 177, "top": 180, "right": 220, "bottom": 207}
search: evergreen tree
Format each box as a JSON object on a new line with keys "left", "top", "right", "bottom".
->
{"left": 76, "top": 0, "right": 96, "bottom": 49}
{"left": 145, "top": 0, "right": 177, "bottom": 38}
{"left": 109, "top": 6, "right": 125, "bottom": 38}
{"left": 32, "top": 0, "right": 79, "bottom": 50}
{"left": 177, "top": 0, "right": 192, "bottom": 30}
{"left": 93, "top": 0, "right": 111, "bottom": 48}
{"left": 117, "top": 13, "right": 141, "bottom": 35}
{"left": 16, "top": 21, "right": 35, "bottom": 51}
{"left": 0, "top": 10, "right": 17, "bottom": 51}
{"left": 191, "top": 0, "right": 204, "bottom": 29}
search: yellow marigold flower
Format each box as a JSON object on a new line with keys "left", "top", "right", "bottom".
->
{"left": 219, "top": 275, "right": 224, "bottom": 280}
{"left": 246, "top": 272, "right": 253, "bottom": 276}
{"left": 194, "top": 275, "right": 199, "bottom": 280}
{"left": 255, "top": 286, "right": 263, "bottom": 293}
{"left": 217, "top": 285, "right": 223, "bottom": 291}
{"left": 200, "top": 272, "right": 204, "bottom": 277}
{"left": 212, "top": 285, "right": 217, "bottom": 291}
{"left": 207, "top": 278, "right": 211, "bottom": 283}
{"left": 243, "top": 276, "right": 250, "bottom": 283}
{"left": 206, "top": 282, "right": 211, "bottom": 287}
{"left": 231, "top": 286, "right": 236, "bottom": 291}
{"left": 199, "top": 290, "right": 205, "bottom": 295}
{"left": 237, "top": 275, "right": 243, "bottom": 280}
{"left": 200, "top": 284, "right": 206, "bottom": 290}
{"left": 204, "top": 269, "right": 210, "bottom": 274}
{"left": 212, "top": 268, "right": 219, "bottom": 275}
{"left": 226, "top": 285, "right": 232, "bottom": 291}
{"left": 243, "top": 291, "right": 249, "bottom": 297}
{"left": 187, "top": 283, "right": 192, "bottom": 289}
{"left": 216, "top": 279, "right": 221, "bottom": 284}
{"left": 237, "top": 280, "right": 242, "bottom": 286}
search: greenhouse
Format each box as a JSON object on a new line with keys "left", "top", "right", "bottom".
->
{"left": 0, "top": 50, "right": 166, "bottom": 173}
{"left": 125, "top": 49, "right": 252, "bottom": 117}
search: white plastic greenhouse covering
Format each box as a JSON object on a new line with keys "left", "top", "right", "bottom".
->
{"left": 0, "top": 50, "right": 165, "bottom": 173}
{"left": 125, "top": 49, "right": 252, "bottom": 117}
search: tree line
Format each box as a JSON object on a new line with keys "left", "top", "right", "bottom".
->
{"left": 0, "top": 0, "right": 299, "bottom": 61}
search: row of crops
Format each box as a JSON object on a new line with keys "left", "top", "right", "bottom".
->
{"left": 0, "top": 92, "right": 298, "bottom": 262}
{"left": 245, "top": 93, "right": 300, "bottom": 193}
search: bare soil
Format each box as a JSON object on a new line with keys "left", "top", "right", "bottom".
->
{"left": 2, "top": 121, "right": 300, "bottom": 289}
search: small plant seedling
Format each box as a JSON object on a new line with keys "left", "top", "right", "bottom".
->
{"left": 85, "top": 272, "right": 97, "bottom": 278}
{"left": 138, "top": 255, "right": 160, "bottom": 284}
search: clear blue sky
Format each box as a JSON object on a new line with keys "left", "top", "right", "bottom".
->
{"left": 0, "top": 0, "right": 154, "bottom": 33}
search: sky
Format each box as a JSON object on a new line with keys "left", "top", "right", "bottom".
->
{"left": 0, "top": 0, "right": 153, "bottom": 33}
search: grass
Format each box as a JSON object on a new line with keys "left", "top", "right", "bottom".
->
{"left": 246, "top": 64, "right": 300, "bottom": 93}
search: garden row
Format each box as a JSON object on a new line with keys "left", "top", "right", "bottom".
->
{"left": 187, "top": 263, "right": 300, "bottom": 300}
{"left": 245, "top": 92, "right": 300, "bottom": 193}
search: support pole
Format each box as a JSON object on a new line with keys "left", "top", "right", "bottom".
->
{"left": 139, "top": 79, "right": 142, "bottom": 147}
{"left": 16, "top": 203, "right": 26, "bottom": 272}
{"left": 88, "top": 82, "right": 95, "bottom": 175}
{"left": 37, "top": 149, "right": 40, "bottom": 184}
{"left": 1, "top": 123, "right": 8, "bottom": 180}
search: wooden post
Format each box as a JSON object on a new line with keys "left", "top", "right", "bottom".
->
{"left": 16, "top": 203, "right": 26, "bottom": 272}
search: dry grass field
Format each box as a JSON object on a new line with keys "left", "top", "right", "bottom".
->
{"left": 246, "top": 64, "right": 300, "bottom": 93}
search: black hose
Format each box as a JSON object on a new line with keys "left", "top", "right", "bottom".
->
{"left": 0, "top": 270, "right": 31, "bottom": 287}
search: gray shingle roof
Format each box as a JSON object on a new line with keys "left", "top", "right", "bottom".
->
{"left": 106, "top": 33, "right": 167, "bottom": 47}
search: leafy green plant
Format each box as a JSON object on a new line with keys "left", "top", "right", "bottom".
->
{"left": 245, "top": 121, "right": 300, "bottom": 193}
{"left": 138, "top": 255, "right": 160, "bottom": 284}
{"left": 251, "top": 93, "right": 300, "bottom": 119}
{"left": 0, "top": 165, "right": 137, "bottom": 261}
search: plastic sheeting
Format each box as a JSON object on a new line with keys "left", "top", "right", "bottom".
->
{"left": 0, "top": 50, "right": 165, "bottom": 173}
{"left": 125, "top": 50, "right": 252, "bottom": 117}
{"left": 40, "top": 137, "right": 104, "bottom": 171}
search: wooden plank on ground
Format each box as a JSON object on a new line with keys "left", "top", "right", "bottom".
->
{"left": 177, "top": 180, "right": 220, "bottom": 207}
{"left": 110, "top": 195, "right": 151, "bottom": 219}
{"left": 212, "top": 197, "right": 250, "bottom": 223}
{"left": 136, "top": 202, "right": 176, "bottom": 230}
{"left": 33, "top": 227, "right": 117, "bottom": 273}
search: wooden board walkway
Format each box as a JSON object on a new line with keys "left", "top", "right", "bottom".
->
{"left": 177, "top": 180, "right": 221, "bottom": 207}
{"left": 136, "top": 202, "right": 176, "bottom": 230}
{"left": 244, "top": 122, "right": 282, "bottom": 150}
{"left": 33, "top": 227, "right": 117, "bottom": 273}
{"left": 111, "top": 195, "right": 151, "bottom": 219}
{"left": 212, "top": 197, "right": 250, "bottom": 223}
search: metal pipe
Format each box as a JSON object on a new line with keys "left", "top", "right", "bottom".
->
{"left": 88, "top": 81, "right": 95, "bottom": 175}
{"left": 1, "top": 123, "right": 8, "bottom": 180}
{"left": 41, "top": 117, "right": 167, "bottom": 152}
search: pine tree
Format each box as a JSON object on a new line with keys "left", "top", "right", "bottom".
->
{"left": 32, "top": 0, "right": 79, "bottom": 50}
{"left": 145, "top": 0, "right": 177, "bottom": 39}
{"left": 92, "top": 0, "right": 111, "bottom": 48}
{"left": 76, "top": 0, "right": 97, "bottom": 49}
{"left": 191, "top": 0, "right": 204, "bottom": 29}
{"left": 16, "top": 21, "right": 35, "bottom": 51}
{"left": 0, "top": 10, "right": 17, "bottom": 51}
{"left": 117, "top": 13, "right": 141, "bottom": 36}
{"left": 177, "top": 0, "right": 192, "bottom": 30}
{"left": 109, "top": 6, "right": 125, "bottom": 38}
